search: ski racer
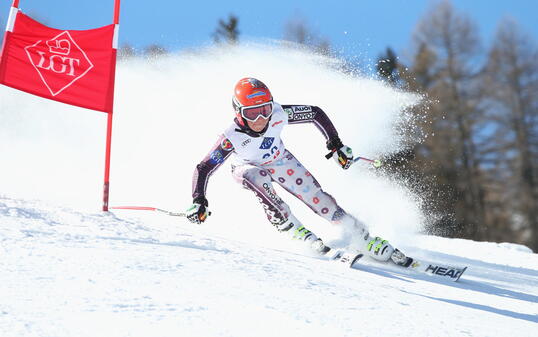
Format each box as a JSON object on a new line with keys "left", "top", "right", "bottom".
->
{"left": 187, "top": 77, "right": 409, "bottom": 265}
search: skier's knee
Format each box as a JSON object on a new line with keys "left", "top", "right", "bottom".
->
{"left": 237, "top": 168, "right": 291, "bottom": 225}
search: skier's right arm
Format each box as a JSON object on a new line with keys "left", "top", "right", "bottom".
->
{"left": 188, "top": 135, "right": 234, "bottom": 224}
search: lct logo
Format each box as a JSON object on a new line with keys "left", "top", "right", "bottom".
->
{"left": 24, "top": 31, "right": 94, "bottom": 96}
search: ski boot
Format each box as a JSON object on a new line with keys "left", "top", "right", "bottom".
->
{"left": 274, "top": 216, "right": 331, "bottom": 255}
{"left": 363, "top": 236, "right": 394, "bottom": 261}
{"left": 390, "top": 248, "right": 413, "bottom": 267}
{"left": 310, "top": 238, "right": 332, "bottom": 255}
{"left": 334, "top": 214, "right": 392, "bottom": 261}
{"left": 362, "top": 236, "right": 412, "bottom": 266}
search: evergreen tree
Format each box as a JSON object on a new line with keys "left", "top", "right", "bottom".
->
{"left": 376, "top": 47, "right": 399, "bottom": 84}
{"left": 283, "top": 16, "right": 331, "bottom": 55}
{"left": 213, "top": 14, "right": 240, "bottom": 44}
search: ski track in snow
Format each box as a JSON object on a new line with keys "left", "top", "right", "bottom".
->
{"left": 1, "top": 196, "right": 537, "bottom": 337}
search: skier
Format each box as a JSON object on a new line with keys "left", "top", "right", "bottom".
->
{"left": 187, "top": 77, "right": 409, "bottom": 265}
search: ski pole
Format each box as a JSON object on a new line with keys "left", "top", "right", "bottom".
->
{"left": 353, "top": 156, "right": 383, "bottom": 168}
{"left": 325, "top": 150, "right": 383, "bottom": 168}
{"left": 110, "top": 206, "right": 187, "bottom": 217}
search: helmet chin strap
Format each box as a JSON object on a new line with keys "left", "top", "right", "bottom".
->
{"left": 234, "top": 117, "right": 270, "bottom": 137}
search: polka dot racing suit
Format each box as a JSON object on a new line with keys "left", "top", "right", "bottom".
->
{"left": 192, "top": 103, "right": 391, "bottom": 260}
{"left": 231, "top": 150, "right": 342, "bottom": 226}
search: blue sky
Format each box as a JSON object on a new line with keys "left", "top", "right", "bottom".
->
{"left": 1, "top": 0, "right": 537, "bottom": 61}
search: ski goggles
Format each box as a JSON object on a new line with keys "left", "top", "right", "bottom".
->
{"left": 240, "top": 101, "right": 274, "bottom": 122}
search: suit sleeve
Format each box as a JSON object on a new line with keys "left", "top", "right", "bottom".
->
{"left": 282, "top": 105, "right": 339, "bottom": 142}
{"left": 192, "top": 135, "right": 234, "bottom": 203}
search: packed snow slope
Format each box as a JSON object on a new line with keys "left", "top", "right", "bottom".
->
{"left": 1, "top": 196, "right": 537, "bottom": 337}
{"left": 1, "top": 44, "right": 537, "bottom": 336}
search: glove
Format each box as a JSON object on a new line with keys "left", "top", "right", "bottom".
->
{"left": 326, "top": 137, "right": 354, "bottom": 170}
{"left": 186, "top": 196, "right": 210, "bottom": 224}
{"left": 333, "top": 145, "right": 354, "bottom": 169}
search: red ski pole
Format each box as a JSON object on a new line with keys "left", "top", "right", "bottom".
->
{"left": 110, "top": 206, "right": 187, "bottom": 217}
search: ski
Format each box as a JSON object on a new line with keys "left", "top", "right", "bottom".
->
{"left": 328, "top": 248, "right": 468, "bottom": 281}
{"left": 361, "top": 256, "right": 468, "bottom": 282}
{"left": 403, "top": 258, "right": 468, "bottom": 282}
{"left": 329, "top": 250, "right": 364, "bottom": 268}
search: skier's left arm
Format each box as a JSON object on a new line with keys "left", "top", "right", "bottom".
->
{"left": 283, "top": 104, "right": 354, "bottom": 169}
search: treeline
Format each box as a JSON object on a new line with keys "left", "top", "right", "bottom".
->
{"left": 376, "top": 1, "right": 537, "bottom": 251}
{"left": 118, "top": 13, "right": 331, "bottom": 58}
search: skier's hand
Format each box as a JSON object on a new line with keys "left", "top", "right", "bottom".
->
{"left": 186, "top": 197, "right": 210, "bottom": 224}
{"left": 333, "top": 145, "right": 354, "bottom": 169}
{"left": 326, "top": 137, "right": 354, "bottom": 170}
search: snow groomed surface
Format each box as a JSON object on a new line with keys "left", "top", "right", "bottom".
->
{"left": 1, "top": 196, "right": 537, "bottom": 337}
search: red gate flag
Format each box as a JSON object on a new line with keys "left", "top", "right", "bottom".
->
{"left": 0, "top": 0, "right": 121, "bottom": 211}
{"left": 0, "top": 9, "right": 117, "bottom": 113}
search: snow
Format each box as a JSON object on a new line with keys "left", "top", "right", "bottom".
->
{"left": 1, "top": 44, "right": 537, "bottom": 336}
{"left": 1, "top": 196, "right": 537, "bottom": 337}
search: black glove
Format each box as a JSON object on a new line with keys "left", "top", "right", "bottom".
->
{"left": 325, "top": 137, "right": 354, "bottom": 170}
{"left": 186, "top": 196, "right": 210, "bottom": 224}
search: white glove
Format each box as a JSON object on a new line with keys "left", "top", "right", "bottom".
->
{"left": 332, "top": 145, "right": 354, "bottom": 170}
{"left": 186, "top": 199, "right": 210, "bottom": 224}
